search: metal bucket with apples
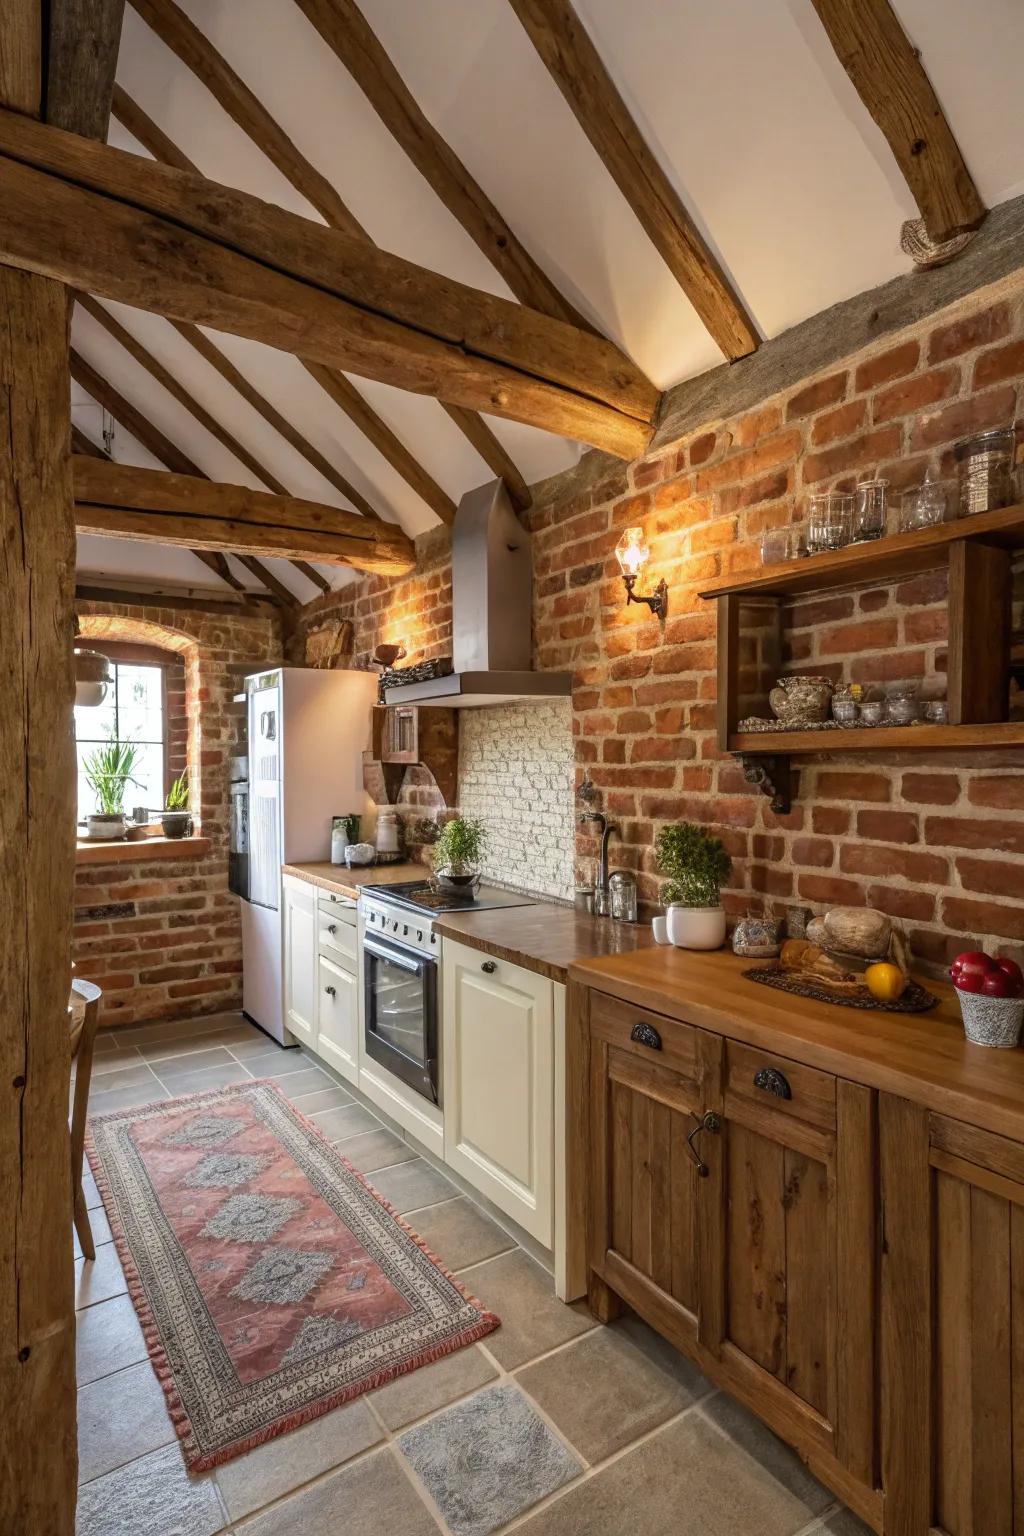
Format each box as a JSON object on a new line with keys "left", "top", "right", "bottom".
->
{"left": 950, "top": 951, "right": 1024, "bottom": 1048}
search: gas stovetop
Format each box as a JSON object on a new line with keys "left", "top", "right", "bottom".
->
{"left": 360, "top": 879, "right": 536, "bottom": 916}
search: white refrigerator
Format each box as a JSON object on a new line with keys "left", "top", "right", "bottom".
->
{"left": 240, "top": 666, "right": 376, "bottom": 1043}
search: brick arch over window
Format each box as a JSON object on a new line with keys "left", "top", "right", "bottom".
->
{"left": 78, "top": 614, "right": 201, "bottom": 823}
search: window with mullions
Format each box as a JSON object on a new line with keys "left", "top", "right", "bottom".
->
{"left": 75, "top": 662, "right": 166, "bottom": 823}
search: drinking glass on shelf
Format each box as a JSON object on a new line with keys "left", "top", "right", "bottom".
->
{"left": 807, "top": 492, "right": 854, "bottom": 553}
{"left": 760, "top": 527, "right": 793, "bottom": 565}
{"left": 900, "top": 473, "right": 946, "bottom": 531}
{"left": 854, "top": 479, "right": 888, "bottom": 541}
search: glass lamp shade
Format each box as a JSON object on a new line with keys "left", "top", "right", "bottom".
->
{"left": 74, "top": 647, "right": 113, "bottom": 708}
{"left": 615, "top": 527, "right": 650, "bottom": 579}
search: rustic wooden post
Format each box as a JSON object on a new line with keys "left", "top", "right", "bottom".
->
{"left": 0, "top": 9, "right": 79, "bottom": 1531}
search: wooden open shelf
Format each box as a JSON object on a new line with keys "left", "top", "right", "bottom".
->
{"left": 731, "top": 721, "right": 1024, "bottom": 755}
{"left": 699, "top": 501, "right": 1024, "bottom": 601}
{"left": 701, "top": 502, "right": 1024, "bottom": 809}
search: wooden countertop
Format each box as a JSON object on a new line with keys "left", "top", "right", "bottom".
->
{"left": 570, "top": 946, "right": 1024, "bottom": 1142}
{"left": 434, "top": 905, "right": 653, "bottom": 983}
{"left": 282, "top": 861, "right": 653, "bottom": 980}
{"left": 282, "top": 860, "right": 425, "bottom": 899}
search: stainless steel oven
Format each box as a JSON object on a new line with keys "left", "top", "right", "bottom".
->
{"left": 362, "top": 928, "right": 439, "bottom": 1105}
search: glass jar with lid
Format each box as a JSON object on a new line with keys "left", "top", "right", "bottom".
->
{"left": 608, "top": 870, "right": 638, "bottom": 923}
{"left": 900, "top": 471, "right": 946, "bottom": 531}
{"left": 955, "top": 427, "right": 1016, "bottom": 517}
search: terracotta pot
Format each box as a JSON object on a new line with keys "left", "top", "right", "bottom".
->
{"left": 666, "top": 904, "right": 727, "bottom": 951}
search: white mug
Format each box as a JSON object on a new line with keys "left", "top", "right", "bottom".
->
{"left": 652, "top": 915, "right": 668, "bottom": 945}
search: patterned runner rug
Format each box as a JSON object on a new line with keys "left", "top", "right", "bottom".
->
{"left": 86, "top": 1079, "right": 499, "bottom": 1471}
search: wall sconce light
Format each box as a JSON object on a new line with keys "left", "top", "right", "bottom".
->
{"left": 615, "top": 527, "right": 667, "bottom": 618}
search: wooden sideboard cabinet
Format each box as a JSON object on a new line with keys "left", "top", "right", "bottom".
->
{"left": 587, "top": 991, "right": 878, "bottom": 1522}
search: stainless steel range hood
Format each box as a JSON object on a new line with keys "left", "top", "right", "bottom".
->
{"left": 382, "top": 479, "right": 573, "bottom": 709}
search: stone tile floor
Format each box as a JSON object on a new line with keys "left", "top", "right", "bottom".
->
{"left": 75, "top": 1010, "right": 867, "bottom": 1536}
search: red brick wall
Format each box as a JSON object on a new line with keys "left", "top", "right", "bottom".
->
{"left": 292, "top": 280, "right": 1024, "bottom": 969}
{"left": 74, "top": 602, "right": 280, "bottom": 1026}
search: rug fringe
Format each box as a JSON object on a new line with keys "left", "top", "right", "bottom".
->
{"left": 85, "top": 1075, "right": 500, "bottom": 1474}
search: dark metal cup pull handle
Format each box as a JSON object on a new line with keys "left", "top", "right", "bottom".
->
{"left": 327, "top": 924, "right": 337, "bottom": 935}
{"left": 685, "top": 1111, "right": 722, "bottom": 1177}
{"left": 753, "top": 1066, "right": 792, "bottom": 1100}
{"left": 630, "top": 1022, "right": 661, "bottom": 1051}
{"left": 481, "top": 961, "right": 497, "bottom": 974}
{"left": 324, "top": 985, "right": 336, "bottom": 997}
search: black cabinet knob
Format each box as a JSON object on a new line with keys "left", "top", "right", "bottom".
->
{"left": 481, "top": 960, "right": 497, "bottom": 974}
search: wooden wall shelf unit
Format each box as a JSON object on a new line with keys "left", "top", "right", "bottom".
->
{"left": 364, "top": 703, "right": 459, "bottom": 806}
{"left": 700, "top": 502, "right": 1023, "bottom": 806}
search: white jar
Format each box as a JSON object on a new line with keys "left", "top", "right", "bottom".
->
{"left": 375, "top": 808, "right": 400, "bottom": 856}
{"left": 666, "top": 904, "right": 727, "bottom": 951}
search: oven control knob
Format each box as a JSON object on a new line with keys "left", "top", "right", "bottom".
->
{"left": 403, "top": 924, "right": 408, "bottom": 936}
{"left": 430, "top": 933, "right": 437, "bottom": 944}
{"left": 416, "top": 930, "right": 423, "bottom": 942}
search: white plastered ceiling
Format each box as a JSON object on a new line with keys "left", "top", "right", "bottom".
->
{"left": 74, "top": 0, "right": 1024, "bottom": 600}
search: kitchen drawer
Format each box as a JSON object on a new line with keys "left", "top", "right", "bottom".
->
{"left": 317, "top": 911, "right": 357, "bottom": 964}
{"left": 590, "top": 992, "right": 696, "bottom": 1080}
{"left": 725, "top": 1039, "right": 836, "bottom": 1132}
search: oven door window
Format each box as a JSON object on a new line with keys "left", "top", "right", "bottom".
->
{"left": 363, "top": 932, "right": 438, "bottom": 1102}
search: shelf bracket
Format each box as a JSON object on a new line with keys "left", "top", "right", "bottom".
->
{"left": 738, "top": 753, "right": 792, "bottom": 816}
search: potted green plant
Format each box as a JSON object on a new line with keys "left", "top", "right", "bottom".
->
{"left": 656, "top": 821, "right": 732, "bottom": 950}
{"left": 82, "top": 738, "right": 142, "bottom": 840}
{"left": 161, "top": 769, "right": 192, "bottom": 839}
{"left": 432, "top": 816, "right": 486, "bottom": 890}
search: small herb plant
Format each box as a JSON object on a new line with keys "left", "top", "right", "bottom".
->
{"left": 83, "top": 737, "right": 142, "bottom": 817}
{"left": 656, "top": 822, "right": 732, "bottom": 909}
{"left": 165, "top": 769, "right": 190, "bottom": 812}
{"left": 433, "top": 816, "right": 486, "bottom": 872}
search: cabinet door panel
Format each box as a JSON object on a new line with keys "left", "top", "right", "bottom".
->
{"left": 782, "top": 1148, "right": 831, "bottom": 1418}
{"left": 316, "top": 953, "right": 358, "bottom": 1084}
{"left": 726, "top": 1122, "right": 787, "bottom": 1382}
{"left": 283, "top": 884, "right": 316, "bottom": 1046}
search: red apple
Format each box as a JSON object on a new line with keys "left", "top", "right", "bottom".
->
{"left": 982, "top": 971, "right": 1015, "bottom": 998}
{"left": 952, "top": 950, "right": 994, "bottom": 973}
{"left": 955, "top": 969, "right": 988, "bottom": 993}
{"left": 993, "top": 958, "right": 1024, "bottom": 995}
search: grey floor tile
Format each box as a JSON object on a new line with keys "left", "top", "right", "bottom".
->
{"left": 91, "top": 1046, "right": 144, "bottom": 1076}
{"left": 74, "top": 1204, "right": 113, "bottom": 1259}
{"left": 139, "top": 1027, "right": 256, "bottom": 1062}
{"left": 216, "top": 1399, "right": 381, "bottom": 1520}
{"left": 82, "top": 1170, "right": 103, "bottom": 1211}
{"left": 241, "top": 1048, "right": 315, "bottom": 1077}
{"left": 87, "top": 1081, "right": 170, "bottom": 1115}
{"left": 461, "top": 1249, "right": 594, "bottom": 1369}
{"left": 518, "top": 1412, "right": 822, "bottom": 1536}
{"left": 410, "top": 1199, "right": 516, "bottom": 1274}
{"left": 366, "top": 1157, "right": 457, "bottom": 1214}
{"left": 152, "top": 1062, "right": 252, "bottom": 1096}
{"left": 288, "top": 1084, "right": 353, "bottom": 1113}
{"left": 700, "top": 1391, "right": 832, "bottom": 1514}
{"left": 237, "top": 1446, "right": 437, "bottom": 1536}
{"left": 76, "top": 1293, "right": 148, "bottom": 1386}
{"left": 118, "top": 1014, "right": 242, "bottom": 1048}
{"left": 78, "top": 1360, "right": 174, "bottom": 1483}
{"left": 264, "top": 1067, "right": 334, "bottom": 1101}
{"left": 310, "top": 1101, "right": 379, "bottom": 1139}
{"left": 807, "top": 1513, "right": 873, "bottom": 1536}
{"left": 88, "top": 1062, "right": 162, "bottom": 1100}
{"left": 370, "top": 1344, "right": 498, "bottom": 1432}
{"left": 76, "top": 1443, "right": 224, "bottom": 1536}
{"left": 156, "top": 1046, "right": 241, "bottom": 1081}
{"left": 75, "top": 1242, "right": 127, "bottom": 1308}
{"left": 399, "top": 1382, "right": 581, "bottom": 1536}
{"left": 335, "top": 1126, "right": 418, "bottom": 1173}
{"left": 225, "top": 1032, "right": 296, "bottom": 1060}
{"left": 517, "top": 1313, "right": 711, "bottom": 1463}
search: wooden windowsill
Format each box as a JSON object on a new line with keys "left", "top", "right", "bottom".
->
{"left": 75, "top": 835, "right": 211, "bottom": 866}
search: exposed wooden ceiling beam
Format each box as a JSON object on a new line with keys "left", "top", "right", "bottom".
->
{"left": 77, "top": 293, "right": 292, "bottom": 494}
{"left": 302, "top": 363, "right": 455, "bottom": 526}
{"left": 233, "top": 556, "right": 301, "bottom": 608}
{"left": 290, "top": 558, "right": 331, "bottom": 594}
{"left": 72, "top": 457, "right": 417, "bottom": 574}
{"left": 506, "top": 0, "right": 759, "bottom": 361}
{"left": 0, "top": 115, "right": 656, "bottom": 457}
{"left": 130, "top": 0, "right": 365, "bottom": 237}
{"left": 76, "top": 579, "right": 278, "bottom": 615}
{"left": 204, "top": 549, "right": 246, "bottom": 591}
{"left": 45, "top": 0, "right": 125, "bottom": 138}
{"left": 809, "top": 0, "right": 985, "bottom": 243}
{"left": 1, "top": 2, "right": 41, "bottom": 115}
{"left": 71, "top": 423, "right": 105, "bottom": 458}
{"left": 122, "top": 9, "right": 521, "bottom": 516}
{"left": 293, "top": 0, "right": 592, "bottom": 335}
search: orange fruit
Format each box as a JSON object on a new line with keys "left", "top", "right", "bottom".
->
{"left": 865, "top": 962, "right": 906, "bottom": 1002}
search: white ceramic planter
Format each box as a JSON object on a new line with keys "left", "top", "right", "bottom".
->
{"left": 666, "top": 904, "right": 727, "bottom": 951}
{"left": 86, "top": 813, "right": 126, "bottom": 841}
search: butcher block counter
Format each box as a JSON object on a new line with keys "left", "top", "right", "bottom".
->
{"left": 569, "top": 944, "right": 1024, "bottom": 1138}
{"left": 281, "top": 861, "right": 653, "bottom": 981}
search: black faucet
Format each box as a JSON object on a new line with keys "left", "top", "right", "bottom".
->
{"left": 578, "top": 810, "right": 618, "bottom": 912}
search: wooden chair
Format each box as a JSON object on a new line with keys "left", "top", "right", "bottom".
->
{"left": 69, "top": 979, "right": 102, "bottom": 1261}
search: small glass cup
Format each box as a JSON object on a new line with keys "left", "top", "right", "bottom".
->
{"left": 854, "top": 479, "right": 888, "bottom": 541}
{"left": 807, "top": 491, "right": 854, "bottom": 553}
{"left": 859, "top": 699, "right": 885, "bottom": 726}
{"left": 901, "top": 477, "right": 946, "bottom": 531}
{"left": 760, "top": 527, "right": 793, "bottom": 565}
{"left": 886, "top": 684, "right": 921, "bottom": 726}
{"left": 832, "top": 696, "right": 859, "bottom": 725}
{"left": 923, "top": 699, "right": 948, "bottom": 724}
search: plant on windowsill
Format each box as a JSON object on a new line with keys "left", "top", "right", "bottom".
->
{"left": 82, "top": 737, "right": 143, "bottom": 841}
{"left": 161, "top": 769, "right": 192, "bottom": 840}
{"left": 432, "top": 815, "right": 487, "bottom": 892}
{"left": 656, "top": 821, "right": 733, "bottom": 951}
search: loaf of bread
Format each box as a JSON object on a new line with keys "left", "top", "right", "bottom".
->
{"left": 779, "top": 939, "right": 857, "bottom": 984}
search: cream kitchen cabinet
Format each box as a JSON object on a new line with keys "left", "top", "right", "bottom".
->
{"left": 282, "top": 875, "right": 317, "bottom": 1047}
{"left": 316, "top": 951, "right": 359, "bottom": 1084}
{"left": 442, "top": 937, "right": 557, "bottom": 1247}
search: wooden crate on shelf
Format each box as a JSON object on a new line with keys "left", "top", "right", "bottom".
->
{"left": 364, "top": 704, "right": 458, "bottom": 806}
